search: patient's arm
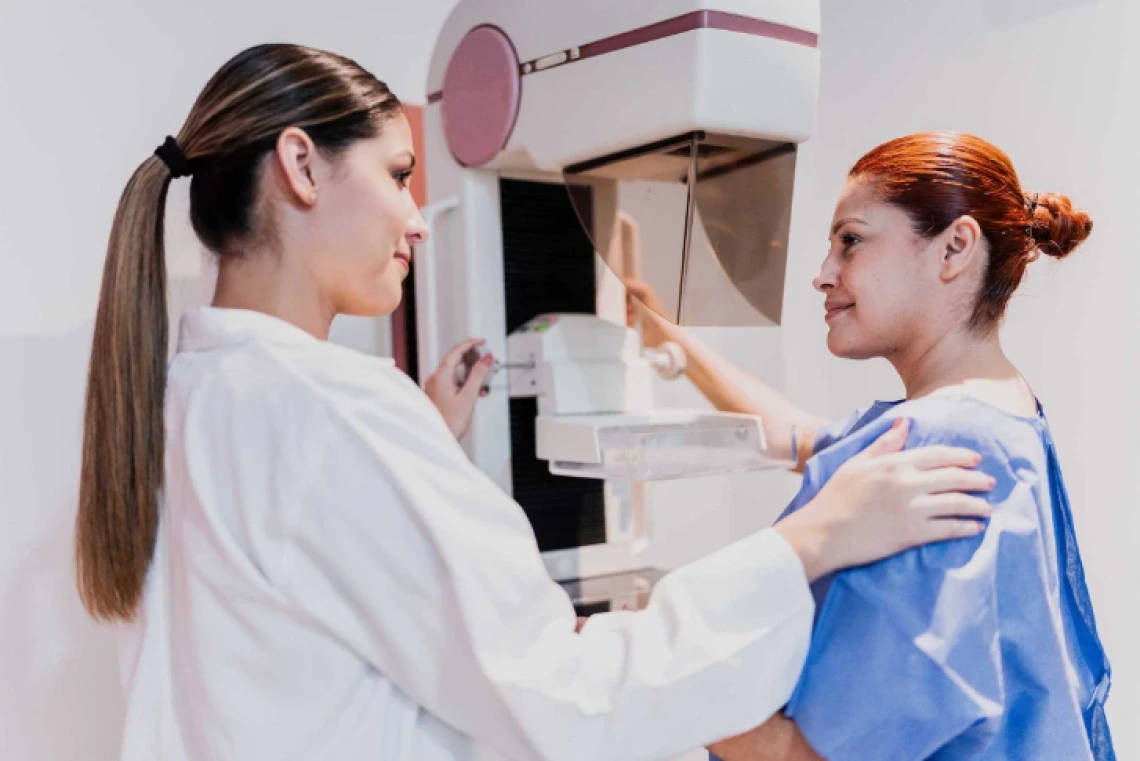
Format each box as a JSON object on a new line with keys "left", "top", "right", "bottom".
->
{"left": 623, "top": 279, "right": 826, "bottom": 470}
{"left": 708, "top": 713, "right": 823, "bottom": 761}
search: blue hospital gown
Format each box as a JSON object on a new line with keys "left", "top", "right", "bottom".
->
{"left": 714, "top": 395, "right": 1114, "bottom": 760}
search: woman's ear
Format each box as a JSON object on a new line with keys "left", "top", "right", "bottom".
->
{"left": 939, "top": 215, "right": 983, "bottom": 283}
{"left": 273, "top": 127, "right": 319, "bottom": 207}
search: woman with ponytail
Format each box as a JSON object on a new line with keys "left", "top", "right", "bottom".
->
{"left": 77, "top": 47, "right": 1000, "bottom": 761}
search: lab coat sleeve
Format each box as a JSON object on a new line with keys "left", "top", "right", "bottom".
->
{"left": 273, "top": 389, "right": 815, "bottom": 761}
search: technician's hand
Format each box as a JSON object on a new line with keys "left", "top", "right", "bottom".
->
{"left": 775, "top": 418, "right": 996, "bottom": 581}
{"left": 424, "top": 338, "right": 494, "bottom": 440}
{"left": 624, "top": 279, "right": 678, "bottom": 349}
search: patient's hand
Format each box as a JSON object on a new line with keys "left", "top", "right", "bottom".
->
{"left": 707, "top": 713, "right": 822, "bottom": 761}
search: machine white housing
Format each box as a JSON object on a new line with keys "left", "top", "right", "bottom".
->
{"left": 507, "top": 313, "right": 778, "bottom": 482}
{"left": 505, "top": 314, "right": 653, "bottom": 417}
{"left": 425, "top": 0, "right": 819, "bottom": 173}
{"left": 419, "top": 0, "right": 819, "bottom": 586}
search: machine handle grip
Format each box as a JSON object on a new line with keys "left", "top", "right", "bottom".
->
{"left": 415, "top": 196, "right": 460, "bottom": 384}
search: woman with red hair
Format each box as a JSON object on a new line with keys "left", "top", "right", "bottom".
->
{"left": 639, "top": 132, "right": 1115, "bottom": 760}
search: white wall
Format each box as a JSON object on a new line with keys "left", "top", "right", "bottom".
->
{"left": 650, "top": 0, "right": 1138, "bottom": 757}
{"left": 0, "top": 1, "right": 457, "bottom": 758}
{"left": 1, "top": 0, "right": 1135, "bottom": 759}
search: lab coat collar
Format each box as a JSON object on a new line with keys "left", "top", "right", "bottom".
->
{"left": 178, "top": 307, "right": 329, "bottom": 353}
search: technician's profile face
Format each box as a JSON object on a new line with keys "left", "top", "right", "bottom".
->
{"left": 307, "top": 114, "right": 428, "bottom": 318}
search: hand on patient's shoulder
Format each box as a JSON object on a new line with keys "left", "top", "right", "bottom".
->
{"left": 776, "top": 418, "right": 995, "bottom": 581}
{"left": 811, "top": 395, "right": 1049, "bottom": 584}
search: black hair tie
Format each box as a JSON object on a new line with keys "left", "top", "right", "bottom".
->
{"left": 155, "top": 136, "right": 193, "bottom": 179}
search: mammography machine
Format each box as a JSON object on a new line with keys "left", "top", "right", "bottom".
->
{"left": 416, "top": 0, "right": 820, "bottom": 610}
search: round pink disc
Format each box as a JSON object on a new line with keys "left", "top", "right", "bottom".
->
{"left": 442, "top": 26, "right": 521, "bottom": 168}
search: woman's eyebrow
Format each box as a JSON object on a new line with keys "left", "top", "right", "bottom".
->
{"left": 831, "top": 217, "right": 866, "bottom": 235}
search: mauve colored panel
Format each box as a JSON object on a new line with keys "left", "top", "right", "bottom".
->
{"left": 441, "top": 25, "right": 522, "bottom": 167}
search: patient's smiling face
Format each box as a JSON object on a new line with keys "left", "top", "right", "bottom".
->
{"left": 814, "top": 179, "right": 965, "bottom": 361}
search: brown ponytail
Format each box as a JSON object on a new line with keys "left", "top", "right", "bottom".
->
{"left": 77, "top": 158, "right": 172, "bottom": 620}
{"left": 76, "top": 44, "right": 402, "bottom": 620}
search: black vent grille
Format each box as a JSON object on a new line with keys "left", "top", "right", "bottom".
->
{"left": 501, "top": 179, "right": 606, "bottom": 552}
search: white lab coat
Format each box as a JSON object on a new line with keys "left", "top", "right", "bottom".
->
{"left": 117, "top": 307, "right": 813, "bottom": 761}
